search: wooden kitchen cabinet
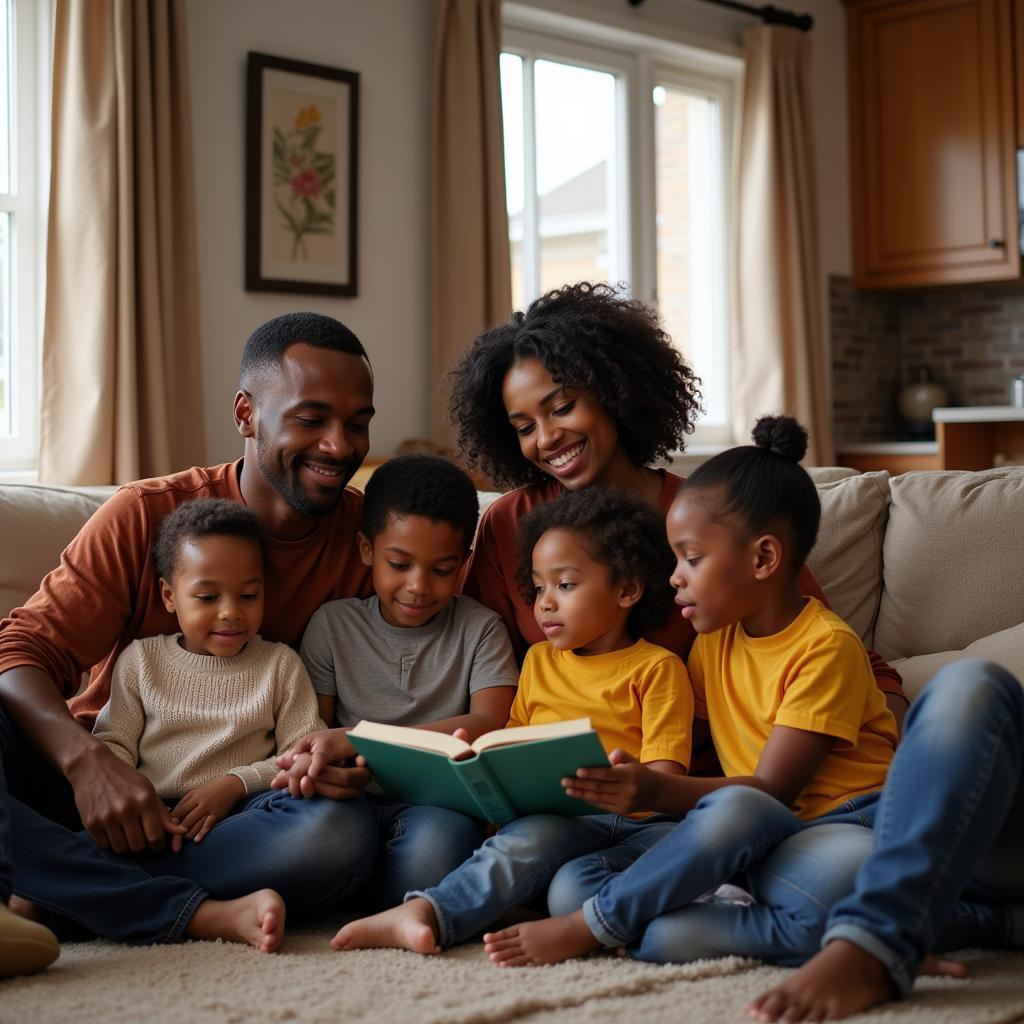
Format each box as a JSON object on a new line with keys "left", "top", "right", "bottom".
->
{"left": 846, "top": 0, "right": 1020, "bottom": 288}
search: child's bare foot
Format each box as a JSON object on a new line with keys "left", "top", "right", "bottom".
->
{"left": 484, "top": 909, "right": 601, "bottom": 967}
{"left": 331, "top": 898, "right": 441, "bottom": 954}
{"left": 747, "top": 939, "right": 896, "bottom": 1021}
{"left": 186, "top": 890, "right": 285, "bottom": 953}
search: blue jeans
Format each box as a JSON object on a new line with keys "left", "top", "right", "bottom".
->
{"left": 363, "top": 795, "right": 486, "bottom": 909}
{"left": 824, "top": 659, "right": 1024, "bottom": 997}
{"left": 560, "top": 659, "right": 1022, "bottom": 980}
{"left": 0, "top": 704, "right": 378, "bottom": 943}
{"left": 410, "top": 812, "right": 677, "bottom": 948}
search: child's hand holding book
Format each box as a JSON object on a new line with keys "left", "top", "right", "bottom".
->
{"left": 561, "top": 749, "right": 663, "bottom": 816}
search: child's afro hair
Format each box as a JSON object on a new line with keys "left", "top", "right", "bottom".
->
{"left": 444, "top": 281, "right": 703, "bottom": 489}
{"left": 361, "top": 453, "right": 480, "bottom": 551}
{"left": 514, "top": 486, "right": 674, "bottom": 636}
{"left": 153, "top": 498, "right": 267, "bottom": 582}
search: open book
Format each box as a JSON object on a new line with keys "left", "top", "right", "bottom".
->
{"left": 347, "top": 718, "right": 608, "bottom": 824}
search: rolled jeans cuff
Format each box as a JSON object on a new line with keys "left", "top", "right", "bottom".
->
{"left": 404, "top": 889, "right": 449, "bottom": 949}
{"left": 822, "top": 922, "right": 914, "bottom": 999}
{"left": 582, "top": 895, "right": 627, "bottom": 949}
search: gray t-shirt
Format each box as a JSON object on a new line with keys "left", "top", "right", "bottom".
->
{"left": 299, "top": 594, "right": 519, "bottom": 727}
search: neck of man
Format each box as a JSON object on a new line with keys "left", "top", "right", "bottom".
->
{"left": 237, "top": 453, "right": 325, "bottom": 542}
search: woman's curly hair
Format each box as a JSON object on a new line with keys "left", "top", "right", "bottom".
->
{"left": 444, "top": 282, "right": 703, "bottom": 490}
{"left": 513, "top": 487, "right": 674, "bottom": 637}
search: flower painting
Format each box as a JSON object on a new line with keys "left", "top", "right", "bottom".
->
{"left": 246, "top": 53, "right": 359, "bottom": 295}
{"left": 272, "top": 101, "right": 335, "bottom": 261}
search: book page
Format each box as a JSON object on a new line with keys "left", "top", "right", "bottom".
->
{"left": 472, "top": 717, "right": 593, "bottom": 754}
{"left": 348, "top": 720, "right": 471, "bottom": 759}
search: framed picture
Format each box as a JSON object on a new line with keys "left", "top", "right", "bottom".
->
{"left": 246, "top": 52, "right": 359, "bottom": 296}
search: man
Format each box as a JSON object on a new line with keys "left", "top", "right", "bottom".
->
{"left": 0, "top": 312, "right": 379, "bottom": 946}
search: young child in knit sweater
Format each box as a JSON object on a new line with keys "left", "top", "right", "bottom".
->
{"left": 91, "top": 498, "right": 325, "bottom": 950}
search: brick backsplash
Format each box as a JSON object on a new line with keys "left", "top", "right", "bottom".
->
{"left": 830, "top": 276, "right": 1024, "bottom": 447}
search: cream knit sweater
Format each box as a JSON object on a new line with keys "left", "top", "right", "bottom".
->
{"left": 92, "top": 634, "right": 324, "bottom": 797}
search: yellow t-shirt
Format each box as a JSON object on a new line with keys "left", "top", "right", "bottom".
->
{"left": 509, "top": 639, "right": 693, "bottom": 770}
{"left": 688, "top": 598, "right": 896, "bottom": 820}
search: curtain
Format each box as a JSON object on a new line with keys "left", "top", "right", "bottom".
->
{"left": 733, "top": 26, "right": 834, "bottom": 465}
{"left": 431, "top": 0, "right": 511, "bottom": 445}
{"left": 40, "top": 0, "right": 205, "bottom": 485}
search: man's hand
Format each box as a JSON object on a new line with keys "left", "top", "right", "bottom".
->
{"left": 561, "top": 749, "right": 659, "bottom": 815}
{"left": 67, "top": 743, "right": 186, "bottom": 854}
{"left": 169, "top": 775, "right": 246, "bottom": 848}
{"left": 272, "top": 727, "right": 371, "bottom": 799}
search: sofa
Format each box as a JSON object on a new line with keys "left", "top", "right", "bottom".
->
{"left": 2, "top": 468, "right": 1023, "bottom": 1024}
{"left": 4, "top": 466, "right": 1023, "bottom": 692}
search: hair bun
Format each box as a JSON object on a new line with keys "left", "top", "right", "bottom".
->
{"left": 751, "top": 415, "right": 808, "bottom": 462}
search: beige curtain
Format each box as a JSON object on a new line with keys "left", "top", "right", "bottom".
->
{"left": 733, "top": 26, "right": 834, "bottom": 465}
{"left": 40, "top": 0, "right": 205, "bottom": 485}
{"left": 431, "top": 0, "right": 511, "bottom": 445}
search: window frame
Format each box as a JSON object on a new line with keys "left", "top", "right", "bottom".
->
{"left": 501, "top": 4, "right": 742, "bottom": 449}
{"left": 0, "top": 0, "right": 50, "bottom": 473}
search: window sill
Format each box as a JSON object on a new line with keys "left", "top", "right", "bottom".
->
{"left": 0, "top": 468, "right": 39, "bottom": 485}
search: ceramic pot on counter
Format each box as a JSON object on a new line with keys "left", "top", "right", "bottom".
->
{"left": 898, "top": 367, "right": 949, "bottom": 437}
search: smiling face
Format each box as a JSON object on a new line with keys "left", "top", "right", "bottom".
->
{"left": 665, "top": 489, "right": 761, "bottom": 635}
{"left": 501, "top": 358, "right": 628, "bottom": 492}
{"left": 160, "top": 534, "right": 265, "bottom": 657}
{"left": 530, "top": 527, "right": 640, "bottom": 656}
{"left": 236, "top": 342, "right": 375, "bottom": 519}
{"left": 359, "top": 514, "right": 468, "bottom": 629}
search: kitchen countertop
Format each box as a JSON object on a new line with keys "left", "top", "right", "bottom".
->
{"left": 933, "top": 406, "right": 1024, "bottom": 423}
{"left": 836, "top": 441, "right": 939, "bottom": 455}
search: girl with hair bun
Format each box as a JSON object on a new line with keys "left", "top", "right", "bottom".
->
{"left": 481, "top": 416, "right": 902, "bottom": 971}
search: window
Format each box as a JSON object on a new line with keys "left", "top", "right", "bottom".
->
{"left": 0, "top": 0, "right": 50, "bottom": 471}
{"left": 500, "top": 15, "right": 739, "bottom": 445}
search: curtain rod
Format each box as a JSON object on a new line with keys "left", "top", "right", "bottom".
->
{"left": 626, "top": 0, "right": 814, "bottom": 32}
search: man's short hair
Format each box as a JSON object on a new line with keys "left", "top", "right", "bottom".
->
{"left": 361, "top": 454, "right": 480, "bottom": 552}
{"left": 239, "top": 312, "right": 367, "bottom": 390}
{"left": 153, "top": 498, "right": 267, "bottom": 582}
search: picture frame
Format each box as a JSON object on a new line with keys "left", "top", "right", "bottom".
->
{"left": 245, "top": 52, "right": 359, "bottom": 296}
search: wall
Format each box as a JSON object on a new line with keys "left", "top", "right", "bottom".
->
{"left": 830, "top": 276, "right": 1024, "bottom": 446}
{"left": 187, "top": 0, "right": 435, "bottom": 465}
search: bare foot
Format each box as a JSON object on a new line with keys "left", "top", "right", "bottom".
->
{"left": 8, "top": 894, "right": 41, "bottom": 922}
{"left": 186, "top": 890, "right": 285, "bottom": 953}
{"left": 483, "top": 909, "right": 601, "bottom": 967}
{"left": 331, "top": 898, "right": 440, "bottom": 954}
{"left": 747, "top": 939, "right": 898, "bottom": 1022}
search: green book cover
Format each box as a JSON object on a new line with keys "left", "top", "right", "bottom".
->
{"left": 348, "top": 719, "right": 609, "bottom": 825}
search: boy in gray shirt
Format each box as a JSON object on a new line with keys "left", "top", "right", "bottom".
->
{"left": 277, "top": 454, "right": 518, "bottom": 908}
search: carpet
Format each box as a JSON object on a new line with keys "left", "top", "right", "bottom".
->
{"left": 2, "top": 931, "right": 1024, "bottom": 1024}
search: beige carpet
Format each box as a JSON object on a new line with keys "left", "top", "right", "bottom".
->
{"left": 2, "top": 930, "right": 1023, "bottom": 1024}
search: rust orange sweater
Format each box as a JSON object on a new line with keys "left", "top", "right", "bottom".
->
{"left": 0, "top": 461, "right": 373, "bottom": 729}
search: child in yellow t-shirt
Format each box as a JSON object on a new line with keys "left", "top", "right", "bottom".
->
{"left": 329, "top": 487, "right": 693, "bottom": 955}
{"left": 482, "top": 415, "right": 899, "bottom": 969}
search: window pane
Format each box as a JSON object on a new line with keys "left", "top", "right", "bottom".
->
{"left": 0, "top": 0, "right": 10, "bottom": 194}
{"left": 655, "top": 85, "right": 728, "bottom": 427}
{"left": 0, "top": 212, "right": 10, "bottom": 435}
{"left": 500, "top": 52, "right": 525, "bottom": 309}
{"left": 533, "top": 60, "right": 615, "bottom": 295}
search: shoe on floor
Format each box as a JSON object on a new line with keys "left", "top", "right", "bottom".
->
{"left": 0, "top": 903, "right": 60, "bottom": 978}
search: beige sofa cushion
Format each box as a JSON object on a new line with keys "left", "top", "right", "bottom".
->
{"left": 890, "top": 622, "right": 1024, "bottom": 702}
{"left": 0, "top": 484, "right": 114, "bottom": 618}
{"left": 874, "top": 468, "right": 1024, "bottom": 661}
{"left": 805, "top": 471, "right": 890, "bottom": 645}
